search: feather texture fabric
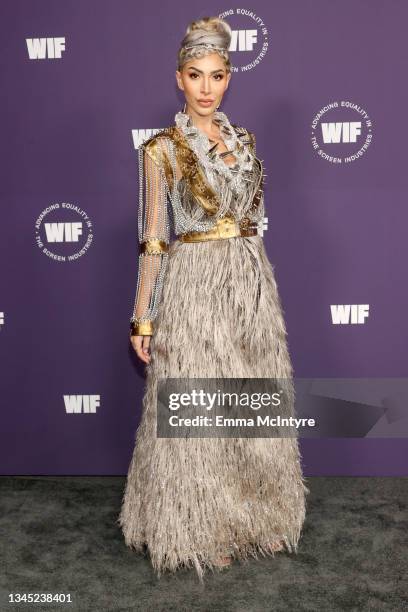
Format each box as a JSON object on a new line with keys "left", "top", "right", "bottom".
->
{"left": 118, "top": 111, "right": 309, "bottom": 582}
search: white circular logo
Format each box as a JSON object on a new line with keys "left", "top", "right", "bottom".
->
{"left": 219, "top": 9, "right": 268, "bottom": 72}
{"left": 311, "top": 100, "right": 373, "bottom": 163}
{"left": 35, "top": 203, "right": 93, "bottom": 261}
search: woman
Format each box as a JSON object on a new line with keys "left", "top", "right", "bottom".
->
{"left": 118, "top": 16, "right": 308, "bottom": 582}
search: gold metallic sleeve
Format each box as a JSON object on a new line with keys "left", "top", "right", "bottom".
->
{"left": 130, "top": 320, "right": 153, "bottom": 337}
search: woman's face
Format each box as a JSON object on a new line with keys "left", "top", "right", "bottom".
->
{"left": 176, "top": 53, "right": 231, "bottom": 117}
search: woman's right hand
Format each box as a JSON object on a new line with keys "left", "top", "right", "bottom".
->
{"left": 130, "top": 334, "right": 151, "bottom": 364}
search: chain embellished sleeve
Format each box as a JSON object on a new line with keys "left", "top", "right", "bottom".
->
{"left": 130, "top": 139, "right": 171, "bottom": 336}
{"left": 247, "top": 130, "right": 266, "bottom": 231}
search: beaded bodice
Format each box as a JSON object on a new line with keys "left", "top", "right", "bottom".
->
{"left": 171, "top": 110, "right": 264, "bottom": 233}
{"left": 130, "top": 110, "right": 265, "bottom": 335}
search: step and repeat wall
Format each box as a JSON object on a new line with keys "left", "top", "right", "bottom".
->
{"left": 1, "top": 1, "right": 407, "bottom": 475}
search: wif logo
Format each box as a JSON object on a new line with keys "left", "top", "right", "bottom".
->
{"left": 64, "top": 395, "right": 101, "bottom": 414}
{"left": 35, "top": 202, "right": 93, "bottom": 262}
{"left": 229, "top": 30, "right": 258, "bottom": 52}
{"left": 0, "top": 312, "right": 4, "bottom": 329}
{"left": 321, "top": 122, "right": 362, "bottom": 144}
{"left": 311, "top": 100, "right": 373, "bottom": 164}
{"left": 26, "top": 37, "right": 66, "bottom": 59}
{"left": 219, "top": 8, "right": 268, "bottom": 72}
{"left": 44, "top": 222, "right": 83, "bottom": 243}
{"left": 331, "top": 305, "right": 370, "bottom": 325}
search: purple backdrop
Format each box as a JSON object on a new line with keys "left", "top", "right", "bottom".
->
{"left": 1, "top": 0, "right": 407, "bottom": 475}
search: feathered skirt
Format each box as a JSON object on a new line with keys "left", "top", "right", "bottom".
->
{"left": 117, "top": 234, "right": 309, "bottom": 582}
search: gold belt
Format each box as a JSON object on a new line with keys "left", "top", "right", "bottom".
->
{"left": 179, "top": 216, "right": 258, "bottom": 243}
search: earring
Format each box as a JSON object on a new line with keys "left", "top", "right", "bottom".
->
{"left": 183, "top": 102, "right": 186, "bottom": 113}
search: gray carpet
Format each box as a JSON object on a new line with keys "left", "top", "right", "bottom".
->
{"left": 1, "top": 476, "right": 407, "bottom": 611}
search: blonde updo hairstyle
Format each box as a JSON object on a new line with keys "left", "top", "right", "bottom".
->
{"left": 177, "top": 16, "right": 232, "bottom": 74}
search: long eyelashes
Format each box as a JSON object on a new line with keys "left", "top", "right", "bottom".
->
{"left": 188, "top": 73, "right": 224, "bottom": 81}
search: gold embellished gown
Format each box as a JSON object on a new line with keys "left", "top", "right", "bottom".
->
{"left": 117, "top": 110, "right": 309, "bottom": 582}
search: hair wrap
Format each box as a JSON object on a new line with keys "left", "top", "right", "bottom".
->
{"left": 177, "top": 17, "right": 232, "bottom": 72}
{"left": 181, "top": 29, "right": 229, "bottom": 52}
